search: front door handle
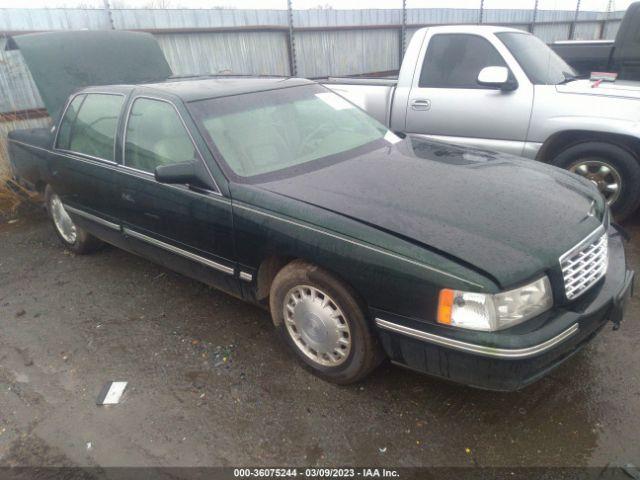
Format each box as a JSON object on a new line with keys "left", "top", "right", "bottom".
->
{"left": 411, "top": 99, "right": 431, "bottom": 111}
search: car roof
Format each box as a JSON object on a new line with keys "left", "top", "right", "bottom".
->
{"left": 138, "top": 76, "right": 316, "bottom": 102}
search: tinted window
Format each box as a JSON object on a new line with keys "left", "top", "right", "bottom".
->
{"left": 419, "top": 34, "right": 507, "bottom": 88}
{"left": 189, "top": 84, "right": 390, "bottom": 181}
{"left": 56, "top": 94, "right": 85, "bottom": 150}
{"left": 64, "top": 94, "right": 123, "bottom": 161}
{"left": 124, "top": 98, "right": 196, "bottom": 173}
{"left": 497, "top": 32, "right": 575, "bottom": 85}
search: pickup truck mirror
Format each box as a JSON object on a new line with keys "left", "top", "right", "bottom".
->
{"left": 155, "top": 160, "right": 214, "bottom": 190}
{"left": 477, "top": 66, "right": 517, "bottom": 91}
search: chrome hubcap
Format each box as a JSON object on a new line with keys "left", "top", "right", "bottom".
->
{"left": 50, "top": 194, "right": 77, "bottom": 244}
{"left": 283, "top": 285, "right": 351, "bottom": 367}
{"left": 569, "top": 159, "right": 622, "bottom": 205}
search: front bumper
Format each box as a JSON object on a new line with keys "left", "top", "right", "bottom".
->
{"left": 374, "top": 228, "right": 633, "bottom": 391}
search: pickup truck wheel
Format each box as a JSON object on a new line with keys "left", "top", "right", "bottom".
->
{"left": 45, "top": 185, "right": 103, "bottom": 254}
{"left": 550, "top": 142, "right": 640, "bottom": 221}
{"left": 269, "top": 260, "right": 384, "bottom": 384}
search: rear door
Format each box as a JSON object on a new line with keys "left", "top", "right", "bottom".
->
{"left": 49, "top": 91, "right": 125, "bottom": 235}
{"left": 116, "top": 94, "right": 239, "bottom": 296}
{"left": 405, "top": 30, "right": 533, "bottom": 156}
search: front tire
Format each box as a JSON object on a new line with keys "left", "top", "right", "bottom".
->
{"left": 269, "top": 260, "right": 384, "bottom": 384}
{"left": 550, "top": 142, "right": 640, "bottom": 221}
{"left": 45, "top": 185, "right": 102, "bottom": 254}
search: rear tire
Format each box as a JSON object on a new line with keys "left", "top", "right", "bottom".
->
{"left": 550, "top": 142, "right": 640, "bottom": 221}
{"left": 45, "top": 185, "right": 103, "bottom": 254}
{"left": 269, "top": 260, "right": 384, "bottom": 384}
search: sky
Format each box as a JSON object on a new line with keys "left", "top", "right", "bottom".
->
{"left": 0, "top": 0, "right": 632, "bottom": 10}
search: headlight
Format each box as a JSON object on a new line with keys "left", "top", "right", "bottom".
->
{"left": 437, "top": 276, "right": 553, "bottom": 331}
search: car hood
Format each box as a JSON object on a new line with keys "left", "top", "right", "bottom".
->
{"left": 556, "top": 79, "right": 640, "bottom": 100}
{"left": 256, "top": 138, "right": 604, "bottom": 288}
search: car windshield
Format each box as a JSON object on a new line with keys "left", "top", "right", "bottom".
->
{"left": 188, "top": 84, "right": 392, "bottom": 181}
{"left": 496, "top": 31, "right": 577, "bottom": 85}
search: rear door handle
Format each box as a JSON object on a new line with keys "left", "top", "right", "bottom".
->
{"left": 411, "top": 99, "right": 431, "bottom": 111}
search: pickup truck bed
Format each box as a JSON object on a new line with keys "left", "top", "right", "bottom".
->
{"left": 322, "top": 77, "right": 397, "bottom": 125}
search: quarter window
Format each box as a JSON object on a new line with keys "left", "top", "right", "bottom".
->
{"left": 58, "top": 93, "right": 123, "bottom": 161}
{"left": 56, "top": 94, "right": 84, "bottom": 151}
{"left": 124, "top": 98, "right": 197, "bottom": 174}
{"left": 419, "top": 34, "right": 507, "bottom": 89}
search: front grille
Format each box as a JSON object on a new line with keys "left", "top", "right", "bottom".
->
{"left": 560, "top": 229, "right": 608, "bottom": 300}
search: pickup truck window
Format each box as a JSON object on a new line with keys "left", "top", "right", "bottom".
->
{"left": 124, "top": 97, "right": 197, "bottom": 173}
{"left": 57, "top": 93, "right": 123, "bottom": 161}
{"left": 189, "top": 84, "right": 388, "bottom": 181}
{"left": 419, "top": 34, "right": 507, "bottom": 89}
{"left": 496, "top": 32, "right": 576, "bottom": 85}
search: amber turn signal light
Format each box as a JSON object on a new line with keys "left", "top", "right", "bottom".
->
{"left": 437, "top": 288, "right": 454, "bottom": 325}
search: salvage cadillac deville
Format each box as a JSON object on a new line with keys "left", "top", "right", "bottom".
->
{"left": 6, "top": 31, "right": 634, "bottom": 390}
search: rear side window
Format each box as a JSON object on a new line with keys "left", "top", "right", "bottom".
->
{"left": 419, "top": 34, "right": 507, "bottom": 89}
{"left": 124, "top": 98, "right": 196, "bottom": 173}
{"left": 56, "top": 94, "right": 84, "bottom": 150}
{"left": 58, "top": 93, "right": 123, "bottom": 161}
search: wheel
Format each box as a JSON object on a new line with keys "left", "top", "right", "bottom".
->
{"left": 269, "top": 260, "right": 384, "bottom": 384}
{"left": 45, "top": 185, "right": 103, "bottom": 254}
{"left": 549, "top": 142, "right": 640, "bottom": 221}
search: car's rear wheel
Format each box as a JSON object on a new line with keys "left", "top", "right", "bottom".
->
{"left": 45, "top": 185, "right": 103, "bottom": 254}
{"left": 269, "top": 260, "right": 384, "bottom": 384}
{"left": 550, "top": 142, "right": 640, "bottom": 221}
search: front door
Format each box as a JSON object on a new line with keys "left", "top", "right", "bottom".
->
{"left": 405, "top": 31, "right": 533, "bottom": 156}
{"left": 117, "top": 95, "right": 239, "bottom": 296}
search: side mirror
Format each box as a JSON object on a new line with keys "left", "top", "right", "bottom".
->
{"left": 155, "top": 160, "right": 215, "bottom": 190}
{"left": 477, "top": 66, "right": 517, "bottom": 91}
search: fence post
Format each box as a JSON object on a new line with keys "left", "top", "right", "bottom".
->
{"left": 569, "top": 0, "right": 581, "bottom": 40}
{"left": 530, "top": 0, "right": 538, "bottom": 33}
{"left": 600, "top": 0, "right": 613, "bottom": 39}
{"left": 478, "top": 0, "right": 484, "bottom": 24}
{"left": 103, "top": 0, "right": 115, "bottom": 30}
{"left": 286, "top": 0, "right": 297, "bottom": 77}
{"left": 400, "top": 0, "right": 407, "bottom": 64}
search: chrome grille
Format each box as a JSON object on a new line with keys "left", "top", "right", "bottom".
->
{"left": 560, "top": 229, "right": 608, "bottom": 300}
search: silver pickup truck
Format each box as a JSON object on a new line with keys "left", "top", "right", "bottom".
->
{"left": 323, "top": 25, "right": 640, "bottom": 220}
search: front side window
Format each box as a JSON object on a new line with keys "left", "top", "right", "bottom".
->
{"left": 124, "top": 98, "right": 197, "bottom": 173}
{"left": 188, "top": 84, "right": 390, "bottom": 181}
{"left": 419, "top": 34, "right": 507, "bottom": 89}
{"left": 58, "top": 93, "right": 123, "bottom": 161}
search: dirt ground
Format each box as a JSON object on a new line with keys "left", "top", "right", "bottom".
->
{"left": 0, "top": 209, "right": 639, "bottom": 470}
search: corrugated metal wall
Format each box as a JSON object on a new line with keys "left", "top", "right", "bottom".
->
{"left": 0, "top": 5, "right": 628, "bottom": 172}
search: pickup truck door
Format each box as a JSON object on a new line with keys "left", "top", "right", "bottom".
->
{"left": 404, "top": 30, "right": 534, "bottom": 156}
{"left": 116, "top": 95, "right": 240, "bottom": 297}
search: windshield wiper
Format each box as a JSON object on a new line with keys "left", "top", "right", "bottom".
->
{"left": 556, "top": 72, "right": 590, "bottom": 85}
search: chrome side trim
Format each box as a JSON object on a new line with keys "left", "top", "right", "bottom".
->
{"left": 239, "top": 271, "right": 253, "bottom": 282}
{"left": 375, "top": 318, "right": 579, "bottom": 359}
{"left": 63, "top": 204, "right": 120, "bottom": 231}
{"left": 233, "top": 202, "right": 483, "bottom": 289}
{"left": 122, "top": 227, "right": 234, "bottom": 275}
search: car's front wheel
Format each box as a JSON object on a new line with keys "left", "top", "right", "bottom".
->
{"left": 269, "top": 260, "right": 384, "bottom": 384}
{"left": 45, "top": 185, "right": 103, "bottom": 254}
{"left": 550, "top": 142, "right": 640, "bottom": 221}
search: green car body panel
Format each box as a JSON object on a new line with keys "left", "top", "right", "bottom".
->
{"left": 5, "top": 31, "right": 633, "bottom": 390}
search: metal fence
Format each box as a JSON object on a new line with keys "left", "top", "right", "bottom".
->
{"left": 0, "top": 4, "right": 628, "bottom": 173}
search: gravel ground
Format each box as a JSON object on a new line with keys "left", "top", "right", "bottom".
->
{"left": 0, "top": 209, "right": 639, "bottom": 469}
